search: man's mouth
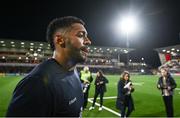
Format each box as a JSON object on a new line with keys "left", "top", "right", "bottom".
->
{"left": 80, "top": 46, "right": 89, "bottom": 55}
{"left": 80, "top": 46, "right": 89, "bottom": 57}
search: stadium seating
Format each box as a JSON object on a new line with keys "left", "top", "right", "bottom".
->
{"left": 0, "top": 39, "right": 152, "bottom": 75}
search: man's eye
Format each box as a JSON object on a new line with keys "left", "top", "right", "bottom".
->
{"left": 77, "top": 34, "right": 84, "bottom": 38}
{"left": 77, "top": 33, "right": 87, "bottom": 39}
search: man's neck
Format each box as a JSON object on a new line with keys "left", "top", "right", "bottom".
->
{"left": 52, "top": 51, "right": 76, "bottom": 71}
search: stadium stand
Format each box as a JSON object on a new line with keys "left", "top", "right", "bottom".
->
{"left": 0, "top": 39, "right": 152, "bottom": 75}
{"left": 155, "top": 45, "right": 180, "bottom": 74}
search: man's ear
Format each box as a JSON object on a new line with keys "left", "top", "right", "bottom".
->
{"left": 54, "top": 33, "right": 65, "bottom": 48}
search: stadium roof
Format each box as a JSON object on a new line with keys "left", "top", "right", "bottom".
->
{"left": 0, "top": 39, "right": 51, "bottom": 50}
{"left": 154, "top": 44, "right": 180, "bottom": 55}
{"left": 0, "top": 39, "right": 134, "bottom": 56}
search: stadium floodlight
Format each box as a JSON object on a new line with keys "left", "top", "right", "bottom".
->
{"left": 33, "top": 52, "right": 38, "bottom": 57}
{"left": 162, "top": 49, "right": 166, "bottom": 52}
{"left": 167, "top": 50, "right": 170, "bottom": 53}
{"left": 11, "top": 41, "right": 14, "bottom": 44}
{"left": 115, "top": 14, "right": 138, "bottom": 66}
{"left": 30, "top": 43, "right": 34, "bottom": 45}
{"left": 0, "top": 41, "right": 4, "bottom": 43}
{"left": 141, "top": 69, "right": 144, "bottom": 73}
{"left": 119, "top": 15, "right": 137, "bottom": 34}
{"left": 171, "top": 48, "right": 175, "bottom": 51}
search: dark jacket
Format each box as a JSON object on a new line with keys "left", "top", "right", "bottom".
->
{"left": 116, "top": 79, "right": 134, "bottom": 110}
{"left": 94, "top": 76, "right": 109, "bottom": 92}
{"left": 6, "top": 58, "right": 83, "bottom": 117}
{"left": 157, "top": 74, "right": 177, "bottom": 96}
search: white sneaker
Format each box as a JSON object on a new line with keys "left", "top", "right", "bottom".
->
{"left": 89, "top": 106, "right": 94, "bottom": 110}
{"left": 98, "top": 107, "right": 102, "bottom": 111}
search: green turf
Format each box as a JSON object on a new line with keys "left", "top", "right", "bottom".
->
{"left": 0, "top": 75, "right": 180, "bottom": 117}
{"left": 0, "top": 76, "right": 23, "bottom": 116}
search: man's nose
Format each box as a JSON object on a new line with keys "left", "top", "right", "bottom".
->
{"left": 83, "top": 37, "right": 91, "bottom": 45}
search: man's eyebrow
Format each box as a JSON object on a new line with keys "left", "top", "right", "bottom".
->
{"left": 78, "top": 31, "right": 88, "bottom": 35}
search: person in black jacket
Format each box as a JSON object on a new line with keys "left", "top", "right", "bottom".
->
{"left": 157, "top": 67, "right": 177, "bottom": 117}
{"left": 6, "top": 16, "right": 91, "bottom": 117}
{"left": 116, "top": 71, "right": 134, "bottom": 117}
{"left": 89, "top": 70, "right": 109, "bottom": 111}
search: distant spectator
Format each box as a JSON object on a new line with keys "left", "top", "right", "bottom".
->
{"left": 89, "top": 70, "right": 108, "bottom": 111}
{"left": 116, "top": 71, "right": 135, "bottom": 117}
{"left": 157, "top": 67, "right": 177, "bottom": 117}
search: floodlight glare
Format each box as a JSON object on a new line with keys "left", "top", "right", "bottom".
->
{"left": 141, "top": 69, "right": 144, "bottom": 73}
{"left": 112, "top": 14, "right": 139, "bottom": 66}
{"left": 120, "top": 16, "right": 137, "bottom": 34}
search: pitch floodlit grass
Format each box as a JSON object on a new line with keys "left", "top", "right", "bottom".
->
{"left": 0, "top": 75, "right": 180, "bottom": 117}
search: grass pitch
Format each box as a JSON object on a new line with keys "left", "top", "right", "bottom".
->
{"left": 0, "top": 75, "right": 180, "bottom": 117}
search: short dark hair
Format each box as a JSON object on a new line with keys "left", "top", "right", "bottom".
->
{"left": 46, "top": 16, "right": 85, "bottom": 51}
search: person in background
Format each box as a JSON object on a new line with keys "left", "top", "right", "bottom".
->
{"left": 80, "top": 66, "right": 93, "bottom": 110}
{"left": 116, "top": 71, "right": 135, "bottom": 118}
{"left": 157, "top": 67, "right": 177, "bottom": 117}
{"left": 6, "top": 16, "right": 91, "bottom": 117}
{"left": 89, "top": 70, "right": 108, "bottom": 111}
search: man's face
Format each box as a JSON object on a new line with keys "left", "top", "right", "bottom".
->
{"left": 64, "top": 23, "right": 91, "bottom": 63}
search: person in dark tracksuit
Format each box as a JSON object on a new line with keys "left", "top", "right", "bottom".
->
{"left": 80, "top": 66, "right": 93, "bottom": 110}
{"left": 89, "top": 70, "right": 108, "bottom": 111}
{"left": 116, "top": 71, "right": 134, "bottom": 118}
{"left": 6, "top": 16, "right": 91, "bottom": 117}
{"left": 157, "top": 67, "right": 177, "bottom": 117}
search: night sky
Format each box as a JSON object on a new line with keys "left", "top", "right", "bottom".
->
{"left": 0, "top": 0, "right": 180, "bottom": 68}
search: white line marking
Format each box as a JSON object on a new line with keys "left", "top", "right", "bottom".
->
{"left": 175, "top": 88, "right": 180, "bottom": 90}
{"left": 88, "top": 99, "right": 121, "bottom": 117}
{"left": 132, "top": 82, "right": 144, "bottom": 86}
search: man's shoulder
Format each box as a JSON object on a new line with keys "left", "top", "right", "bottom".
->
{"left": 39, "top": 58, "right": 60, "bottom": 70}
{"left": 31, "top": 59, "right": 63, "bottom": 75}
{"left": 24, "top": 59, "right": 65, "bottom": 83}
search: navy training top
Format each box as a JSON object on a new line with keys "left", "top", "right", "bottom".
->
{"left": 6, "top": 58, "right": 83, "bottom": 117}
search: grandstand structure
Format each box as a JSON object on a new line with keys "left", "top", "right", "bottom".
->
{"left": 155, "top": 44, "right": 180, "bottom": 74}
{"left": 0, "top": 39, "right": 150, "bottom": 75}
